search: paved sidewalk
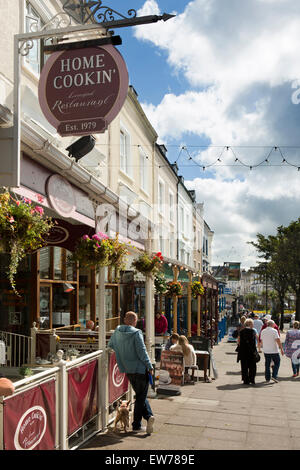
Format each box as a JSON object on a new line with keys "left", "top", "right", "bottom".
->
{"left": 81, "top": 332, "right": 300, "bottom": 451}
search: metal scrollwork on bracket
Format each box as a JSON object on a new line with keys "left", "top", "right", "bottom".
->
{"left": 38, "top": 13, "right": 72, "bottom": 32}
{"left": 63, "top": 0, "right": 137, "bottom": 25}
{"left": 19, "top": 40, "right": 34, "bottom": 57}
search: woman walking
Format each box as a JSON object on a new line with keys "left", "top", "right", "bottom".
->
{"left": 237, "top": 318, "right": 259, "bottom": 385}
{"left": 284, "top": 321, "right": 300, "bottom": 377}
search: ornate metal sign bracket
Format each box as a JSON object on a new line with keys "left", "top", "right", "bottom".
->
{"left": 62, "top": 0, "right": 175, "bottom": 29}
{"left": 63, "top": 1, "right": 137, "bottom": 25}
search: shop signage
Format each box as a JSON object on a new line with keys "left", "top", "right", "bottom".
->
{"left": 3, "top": 380, "right": 56, "bottom": 450}
{"left": 68, "top": 360, "right": 98, "bottom": 435}
{"left": 108, "top": 352, "right": 129, "bottom": 404}
{"left": 46, "top": 174, "right": 76, "bottom": 217}
{"left": 157, "top": 350, "right": 184, "bottom": 395}
{"left": 38, "top": 45, "right": 129, "bottom": 136}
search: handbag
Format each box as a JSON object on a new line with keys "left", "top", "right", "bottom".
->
{"left": 254, "top": 350, "right": 260, "bottom": 363}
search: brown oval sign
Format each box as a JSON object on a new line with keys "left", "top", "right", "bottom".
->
{"left": 38, "top": 45, "right": 129, "bottom": 136}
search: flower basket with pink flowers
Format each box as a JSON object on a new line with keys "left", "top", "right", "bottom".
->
{"left": 70, "top": 232, "right": 114, "bottom": 268}
{"left": 0, "top": 190, "right": 54, "bottom": 294}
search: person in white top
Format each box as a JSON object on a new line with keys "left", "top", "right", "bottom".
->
{"left": 260, "top": 320, "right": 284, "bottom": 383}
{"left": 170, "top": 335, "right": 197, "bottom": 382}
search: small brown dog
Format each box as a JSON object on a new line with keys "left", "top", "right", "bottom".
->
{"left": 113, "top": 400, "right": 130, "bottom": 432}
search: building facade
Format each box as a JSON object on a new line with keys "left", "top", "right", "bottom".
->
{"left": 0, "top": 0, "right": 216, "bottom": 342}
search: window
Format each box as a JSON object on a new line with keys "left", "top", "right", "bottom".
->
{"left": 158, "top": 180, "right": 164, "bottom": 214}
{"left": 180, "top": 206, "right": 184, "bottom": 232}
{"left": 169, "top": 238, "right": 175, "bottom": 259}
{"left": 169, "top": 191, "right": 174, "bottom": 222}
{"left": 120, "top": 128, "right": 131, "bottom": 176}
{"left": 159, "top": 235, "right": 164, "bottom": 254}
{"left": 25, "top": 2, "right": 45, "bottom": 75}
{"left": 139, "top": 148, "right": 148, "bottom": 192}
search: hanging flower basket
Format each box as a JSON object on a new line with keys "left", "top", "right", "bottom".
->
{"left": 191, "top": 280, "right": 204, "bottom": 298}
{"left": 70, "top": 232, "right": 114, "bottom": 268}
{"left": 132, "top": 251, "right": 163, "bottom": 277}
{"left": 0, "top": 190, "right": 54, "bottom": 294}
{"left": 70, "top": 232, "right": 129, "bottom": 270}
{"left": 166, "top": 281, "right": 183, "bottom": 297}
{"left": 154, "top": 272, "right": 168, "bottom": 294}
{"left": 109, "top": 234, "right": 129, "bottom": 271}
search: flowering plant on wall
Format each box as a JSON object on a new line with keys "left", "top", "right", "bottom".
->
{"left": 0, "top": 190, "right": 54, "bottom": 294}
{"left": 191, "top": 280, "right": 205, "bottom": 298}
{"left": 166, "top": 280, "right": 183, "bottom": 297}
{"left": 132, "top": 251, "right": 163, "bottom": 277}
{"left": 70, "top": 232, "right": 114, "bottom": 268}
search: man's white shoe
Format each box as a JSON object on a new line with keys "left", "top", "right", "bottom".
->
{"left": 146, "top": 416, "right": 155, "bottom": 435}
{"left": 266, "top": 380, "right": 272, "bottom": 384}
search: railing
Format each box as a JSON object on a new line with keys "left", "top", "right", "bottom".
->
{"left": 0, "top": 331, "right": 32, "bottom": 368}
{"left": 0, "top": 349, "right": 131, "bottom": 450}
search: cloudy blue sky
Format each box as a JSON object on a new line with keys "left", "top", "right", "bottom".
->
{"left": 107, "top": 0, "right": 300, "bottom": 269}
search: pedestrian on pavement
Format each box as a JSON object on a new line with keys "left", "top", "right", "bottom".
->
{"left": 260, "top": 319, "right": 284, "bottom": 383}
{"left": 253, "top": 314, "right": 264, "bottom": 352}
{"left": 237, "top": 318, "right": 258, "bottom": 385}
{"left": 171, "top": 335, "right": 197, "bottom": 382}
{"left": 164, "top": 332, "right": 179, "bottom": 350}
{"left": 155, "top": 312, "right": 168, "bottom": 336}
{"left": 108, "top": 311, "right": 155, "bottom": 434}
{"left": 259, "top": 314, "right": 280, "bottom": 340}
{"left": 283, "top": 320, "right": 300, "bottom": 377}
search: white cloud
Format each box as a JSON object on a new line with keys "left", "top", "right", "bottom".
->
{"left": 134, "top": 0, "right": 300, "bottom": 269}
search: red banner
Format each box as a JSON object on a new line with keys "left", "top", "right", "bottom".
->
{"left": 3, "top": 380, "right": 56, "bottom": 450}
{"left": 68, "top": 360, "right": 98, "bottom": 435}
{"left": 108, "top": 352, "right": 129, "bottom": 405}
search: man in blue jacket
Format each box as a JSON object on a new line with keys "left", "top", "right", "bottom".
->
{"left": 108, "top": 311, "right": 155, "bottom": 434}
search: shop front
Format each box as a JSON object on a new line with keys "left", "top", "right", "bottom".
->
{"left": 0, "top": 154, "right": 124, "bottom": 337}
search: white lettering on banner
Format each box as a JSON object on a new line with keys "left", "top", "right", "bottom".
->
{"left": 60, "top": 54, "right": 105, "bottom": 73}
{"left": 14, "top": 406, "right": 47, "bottom": 450}
{"left": 52, "top": 93, "right": 115, "bottom": 115}
{"left": 291, "top": 339, "right": 300, "bottom": 365}
{"left": 53, "top": 69, "right": 115, "bottom": 89}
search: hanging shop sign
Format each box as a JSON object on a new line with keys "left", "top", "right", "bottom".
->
{"left": 38, "top": 45, "right": 129, "bottom": 137}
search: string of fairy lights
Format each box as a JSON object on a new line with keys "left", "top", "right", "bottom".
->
{"left": 93, "top": 143, "right": 300, "bottom": 172}
{"left": 173, "top": 145, "right": 300, "bottom": 171}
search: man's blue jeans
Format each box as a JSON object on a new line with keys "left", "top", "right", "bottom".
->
{"left": 264, "top": 353, "right": 280, "bottom": 381}
{"left": 126, "top": 372, "right": 153, "bottom": 430}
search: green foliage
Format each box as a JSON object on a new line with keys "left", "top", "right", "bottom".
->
{"left": 191, "top": 280, "right": 204, "bottom": 298}
{"left": 132, "top": 252, "right": 163, "bottom": 277}
{"left": 249, "top": 216, "right": 300, "bottom": 323}
{"left": 154, "top": 272, "right": 168, "bottom": 294}
{"left": 70, "top": 232, "right": 128, "bottom": 269}
{"left": 166, "top": 281, "right": 183, "bottom": 296}
{"left": 0, "top": 190, "right": 54, "bottom": 295}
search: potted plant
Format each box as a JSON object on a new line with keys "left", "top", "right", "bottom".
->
{"left": 0, "top": 190, "right": 54, "bottom": 294}
{"left": 69, "top": 232, "right": 114, "bottom": 268}
{"left": 191, "top": 280, "right": 204, "bottom": 298}
{"left": 166, "top": 280, "right": 183, "bottom": 297}
{"left": 132, "top": 251, "right": 163, "bottom": 277}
